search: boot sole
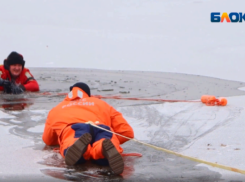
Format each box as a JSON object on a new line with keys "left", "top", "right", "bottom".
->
{"left": 65, "top": 133, "right": 92, "bottom": 166}
{"left": 102, "top": 139, "right": 124, "bottom": 175}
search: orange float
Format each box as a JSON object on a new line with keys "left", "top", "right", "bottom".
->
{"left": 201, "top": 95, "right": 216, "bottom": 105}
{"left": 201, "top": 95, "right": 227, "bottom": 106}
{"left": 217, "top": 97, "right": 228, "bottom": 106}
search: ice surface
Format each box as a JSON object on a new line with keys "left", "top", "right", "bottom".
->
{"left": 0, "top": 68, "right": 245, "bottom": 181}
{"left": 0, "top": 0, "right": 245, "bottom": 181}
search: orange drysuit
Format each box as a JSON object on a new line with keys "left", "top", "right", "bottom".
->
{"left": 43, "top": 87, "right": 134, "bottom": 165}
{"left": 0, "top": 65, "right": 39, "bottom": 92}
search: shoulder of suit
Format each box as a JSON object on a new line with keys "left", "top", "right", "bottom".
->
{"left": 23, "top": 68, "right": 30, "bottom": 72}
{"left": 22, "top": 68, "right": 33, "bottom": 78}
{"left": 0, "top": 65, "right": 5, "bottom": 70}
{"left": 0, "top": 65, "right": 6, "bottom": 76}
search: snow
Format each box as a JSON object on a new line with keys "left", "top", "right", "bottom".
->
{"left": 118, "top": 95, "right": 245, "bottom": 181}
{"left": 181, "top": 95, "right": 245, "bottom": 181}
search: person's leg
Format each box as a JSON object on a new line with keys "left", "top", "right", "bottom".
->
{"left": 102, "top": 139, "right": 124, "bottom": 175}
{"left": 90, "top": 125, "right": 123, "bottom": 159}
{"left": 59, "top": 123, "right": 92, "bottom": 165}
{"left": 90, "top": 124, "right": 124, "bottom": 174}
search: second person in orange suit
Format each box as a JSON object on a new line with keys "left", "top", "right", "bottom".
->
{"left": 42, "top": 82, "right": 134, "bottom": 175}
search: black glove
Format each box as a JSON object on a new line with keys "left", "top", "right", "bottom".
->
{"left": 0, "top": 78, "right": 11, "bottom": 87}
{"left": 11, "top": 83, "right": 26, "bottom": 94}
{"left": 0, "top": 78, "right": 12, "bottom": 93}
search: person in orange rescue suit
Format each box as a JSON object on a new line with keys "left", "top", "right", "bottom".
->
{"left": 42, "top": 82, "right": 134, "bottom": 175}
{"left": 0, "top": 51, "right": 39, "bottom": 94}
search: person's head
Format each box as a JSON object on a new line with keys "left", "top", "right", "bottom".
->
{"left": 70, "top": 82, "right": 91, "bottom": 97}
{"left": 4, "top": 52, "right": 25, "bottom": 78}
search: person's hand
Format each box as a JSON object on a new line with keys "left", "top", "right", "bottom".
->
{"left": 11, "top": 83, "right": 25, "bottom": 94}
{"left": 0, "top": 78, "right": 11, "bottom": 87}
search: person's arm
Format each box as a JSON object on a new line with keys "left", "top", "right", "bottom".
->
{"left": 10, "top": 80, "right": 39, "bottom": 94}
{"left": 8, "top": 70, "right": 39, "bottom": 94}
{"left": 42, "top": 113, "right": 59, "bottom": 146}
{"left": 23, "top": 70, "right": 39, "bottom": 92}
{"left": 110, "top": 106, "right": 134, "bottom": 144}
{"left": 23, "top": 79, "right": 39, "bottom": 91}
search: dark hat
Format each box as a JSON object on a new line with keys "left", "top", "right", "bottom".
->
{"left": 4, "top": 51, "right": 25, "bottom": 70}
{"left": 70, "top": 82, "right": 91, "bottom": 97}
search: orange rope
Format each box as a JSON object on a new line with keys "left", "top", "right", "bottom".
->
{"left": 121, "top": 153, "right": 142, "bottom": 157}
{"left": 92, "top": 95, "right": 200, "bottom": 103}
{"left": 38, "top": 92, "right": 226, "bottom": 106}
{"left": 37, "top": 92, "right": 200, "bottom": 103}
